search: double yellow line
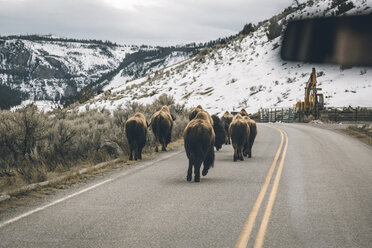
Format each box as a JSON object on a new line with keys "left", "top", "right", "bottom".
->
{"left": 235, "top": 125, "right": 289, "bottom": 248}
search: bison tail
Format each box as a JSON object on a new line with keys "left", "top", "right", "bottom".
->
{"left": 203, "top": 145, "right": 215, "bottom": 169}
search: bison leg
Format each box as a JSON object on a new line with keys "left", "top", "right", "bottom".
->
{"left": 138, "top": 147, "right": 143, "bottom": 160}
{"left": 248, "top": 140, "right": 254, "bottom": 158}
{"left": 161, "top": 143, "right": 167, "bottom": 151}
{"left": 187, "top": 160, "right": 193, "bottom": 182}
{"left": 233, "top": 144, "right": 238, "bottom": 162}
{"left": 243, "top": 143, "right": 248, "bottom": 157}
{"left": 239, "top": 146, "right": 244, "bottom": 161}
{"left": 129, "top": 149, "right": 133, "bottom": 161}
{"left": 134, "top": 148, "right": 138, "bottom": 161}
{"left": 194, "top": 163, "right": 201, "bottom": 182}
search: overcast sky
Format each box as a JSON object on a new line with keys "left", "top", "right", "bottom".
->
{"left": 0, "top": 0, "right": 297, "bottom": 46}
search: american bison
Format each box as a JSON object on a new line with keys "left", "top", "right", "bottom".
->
{"left": 189, "top": 105, "right": 203, "bottom": 121}
{"left": 189, "top": 105, "right": 214, "bottom": 125}
{"left": 229, "top": 114, "right": 250, "bottom": 161}
{"left": 148, "top": 105, "right": 176, "bottom": 152}
{"left": 239, "top": 108, "right": 249, "bottom": 117}
{"left": 184, "top": 111, "right": 215, "bottom": 182}
{"left": 243, "top": 116, "right": 257, "bottom": 158}
{"left": 125, "top": 112, "right": 147, "bottom": 161}
{"left": 221, "top": 111, "right": 233, "bottom": 144}
{"left": 211, "top": 114, "right": 225, "bottom": 151}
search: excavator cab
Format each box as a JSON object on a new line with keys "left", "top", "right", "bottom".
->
{"left": 316, "top": 93, "right": 324, "bottom": 111}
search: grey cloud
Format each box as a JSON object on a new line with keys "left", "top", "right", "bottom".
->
{"left": 0, "top": 0, "right": 293, "bottom": 45}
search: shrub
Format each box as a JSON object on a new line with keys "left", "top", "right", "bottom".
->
{"left": 335, "top": 1, "right": 355, "bottom": 15}
{"left": 240, "top": 23, "right": 255, "bottom": 35}
{"left": 0, "top": 94, "right": 189, "bottom": 186}
{"left": 266, "top": 19, "right": 282, "bottom": 41}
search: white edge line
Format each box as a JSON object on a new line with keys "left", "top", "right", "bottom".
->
{"left": 0, "top": 149, "right": 183, "bottom": 229}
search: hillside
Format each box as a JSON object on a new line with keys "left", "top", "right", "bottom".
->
{"left": 0, "top": 36, "right": 133, "bottom": 109}
{"left": 81, "top": 0, "right": 372, "bottom": 115}
{"left": 0, "top": 35, "right": 227, "bottom": 110}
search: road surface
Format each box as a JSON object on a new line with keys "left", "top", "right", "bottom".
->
{"left": 0, "top": 123, "right": 371, "bottom": 248}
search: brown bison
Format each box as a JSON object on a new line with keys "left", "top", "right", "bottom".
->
{"left": 243, "top": 116, "right": 257, "bottom": 158}
{"left": 239, "top": 108, "right": 249, "bottom": 117}
{"left": 184, "top": 111, "right": 215, "bottom": 182}
{"left": 125, "top": 112, "right": 147, "bottom": 161}
{"left": 211, "top": 114, "right": 225, "bottom": 151}
{"left": 148, "top": 105, "right": 176, "bottom": 152}
{"left": 229, "top": 114, "right": 250, "bottom": 161}
{"left": 189, "top": 105, "right": 203, "bottom": 121}
{"left": 221, "top": 111, "right": 233, "bottom": 144}
{"left": 189, "top": 105, "right": 214, "bottom": 125}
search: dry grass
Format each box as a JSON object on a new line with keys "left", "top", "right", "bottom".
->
{"left": 0, "top": 94, "right": 188, "bottom": 193}
{"left": 0, "top": 137, "right": 184, "bottom": 213}
{"left": 343, "top": 124, "right": 372, "bottom": 146}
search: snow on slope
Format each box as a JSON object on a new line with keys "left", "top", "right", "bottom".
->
{"left": 80, "top": 0, "right": 372, "bottom": 115}
{"left": 106, "top": 50, "right": 190, "bottom": 90}
{"left": 0, "top": 38, "right": 135, "bottom": 107}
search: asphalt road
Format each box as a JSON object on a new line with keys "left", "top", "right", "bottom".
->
{"left": 0, "top": 123, "right": 371, "bottom": 248}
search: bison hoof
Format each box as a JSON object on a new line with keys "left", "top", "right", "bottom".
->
{"left": 202, "top": 169, "right": 208, "bottom": 176}
{"left": 187, "top": 175, "right": 192, "bottom": 181}
{"left": 248, "top": 154, "right": 252, "bottom": 158}
{"left": 155, "top": 147, "right": 159, "bottom": 152}
{"left": 162, "top": 147, "right": 166, "bottom": 151}
{"left": 240, "top": 157, "right": 244, "bottom": 161}
{"left": 194, "top": 177, "right": 200, "bottom": 182}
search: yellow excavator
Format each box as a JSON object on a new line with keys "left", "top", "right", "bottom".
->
{"left": 296, "top": 68, "right": 324, "bottom": 119}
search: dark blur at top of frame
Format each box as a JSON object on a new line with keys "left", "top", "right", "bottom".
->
{"left": 280, "top": 14, "right": 372, "bottom": 67}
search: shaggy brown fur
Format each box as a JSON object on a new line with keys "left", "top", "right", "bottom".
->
{"left": 184, "top": 111, "right": 215, "bottom": 182}
{"left": 149, "top": 105, "right": 175, "bottom": 152}
{"left": 125, "top": 112, "right": 147, "bottom": 161}
{"left": 221, "top": 111, "right": 233, "bottom": 144}
{"left": 239, "top": 108, "right": 249, "bottom": 117}
{"left": 211, "top": 114, "right": 225, "bottom": 151}
{"left": 188, "top": 105, "right": 203, "bottom": 121}
{"left": 188, "top": 105, "right": 214, "bottom": 125}
{"left": 243, "top": 116, "right": 257, "bottom": 158}
{"left": 229, "top": 114, "right": 250, "bottom": 161}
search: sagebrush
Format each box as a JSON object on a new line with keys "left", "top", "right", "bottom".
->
{"left": 0, "top": 94, "right": 189, "bottom": 186}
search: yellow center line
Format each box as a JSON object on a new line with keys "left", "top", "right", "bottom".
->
{"left": 254, "top": 130, "right": 289, "bottom": 248}
{"left": 235, "top": 125, "right": 284, "bottom": 248}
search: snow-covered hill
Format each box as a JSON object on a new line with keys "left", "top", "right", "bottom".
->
{"left": 0, "top": 36, "right": 134, "bottom": 109}
{"left": 0, "top": 36, "right": 213, "bottom": 110}
{"left": 81, "top": 0, "right": 372, "bottom": 115}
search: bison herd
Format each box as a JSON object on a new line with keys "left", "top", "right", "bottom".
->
{"left": 125, "top": 105, "right": 257, "bottom": 182}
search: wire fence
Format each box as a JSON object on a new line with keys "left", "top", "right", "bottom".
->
{"left": 321, "top": 107, "right": 372, "bottom": 123}
{"left": 257, "top": 108, "right": 296, "bottom": 123}
{"left": 256, "top": 107, "right": 372, "bottom": 123}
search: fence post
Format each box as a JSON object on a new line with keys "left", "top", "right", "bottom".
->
{"left": 269, "top": 109, "right": 271, "bottom": 122}
{"left": 335, "top": 108, "right": 337, "bottom": 122}
{"left": 282, "top": 108, "right": 284, "bottom": 122}
{"left": 355, "top": 107, "right": 358, "bottom": 123}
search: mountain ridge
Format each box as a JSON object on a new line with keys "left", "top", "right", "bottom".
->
{"left": 80, "top": 0, "right": 372, "bottom": 115}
